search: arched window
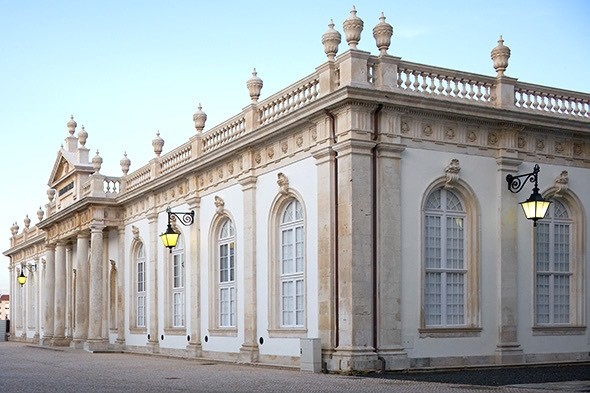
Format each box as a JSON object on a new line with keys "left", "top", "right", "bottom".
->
{"left": 279, "top": 199, "right": 305, "bottom": 327}
{"left": 535, "top": 200, "right": 573, "bottom": 325}
{"left": 423, "top": 188, "right": 467, "bottom": 327}
{"left": 171, "top": 235, "right": 185, "bottom": 328}
{"left": 135, "top": 243, "right": 146, "bottom": 328}
{"left": 218, "top": 219, "right": 236, "bottom": 327}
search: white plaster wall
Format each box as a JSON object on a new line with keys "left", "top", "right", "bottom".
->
{"left": 255, "top": 157, "right": 319, "bottom": 357}
{"left": 399, "top": 148, "right": 500, "bottom": 358}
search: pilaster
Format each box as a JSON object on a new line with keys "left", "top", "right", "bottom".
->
{"left": 84, "top": 221, "right": 108, "bottom": 352}
{"left": 186, "top": 194, "right": 202, "bottom": 357}
{"left": 115, "top": 226, "right": 126, "bottom": 348}
{"left": 331, "top": 137, "right": 379, "bottom": 371}
{"left": 495, "top": 155, "right": 524, "bottom": 363}
{"left": 146, "top": 211, "right": 160, "bottom": 354}
{"left": 41, "top": 243, "right": 56, "bottom": 345}
{"left": 375, "top": 141, "right": 408, "bottom": 368}
{"left": 72, "top": 232, "right": 89, "bottom": 348}
{"left": 237, "top": 175, "right": 259, "bottom": 363}
{"left": 52, "top": 241, "right": 69, "bottom": 346}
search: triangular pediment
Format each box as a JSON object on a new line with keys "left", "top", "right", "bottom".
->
{"left": 48, "top": 152, "right": 74, "bottom": 187}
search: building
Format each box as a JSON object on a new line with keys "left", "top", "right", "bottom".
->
{"left": 0, "top": 294, "right": 9, "bottom": 320}
{"left": 3, "top": 8, "right": 590, "bottom": 371}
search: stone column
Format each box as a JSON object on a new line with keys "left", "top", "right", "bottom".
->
{"left": 146, "top": 211, "right": 160, "bottom": 353}
{"left": 72, "top": 232, "right": 89, "bottom": 348}
{"left": 42, "top": 244, "right": 56, "bottom": 345}
{"left": 65, "top": 243, "right": 73, "bottom": 340}
{"left": 7, "top": 265, "right": 14, "bottom": 339}
{"left": 115, "top": 226, "right": 126, "bottom": 347}
{"left": 85, "top": 222, "right": 107, "bottom": 351}
{"left": 311, "top": 144, "right": 337, "bottom": 355}
{"left": 375, "top": 141, "right": 408, "bottom": 368}
{"left": 495, "top": 156, "right": 524, "bottom": 363}
{"left": 52, "top": 242, "right": 68, "bottom": 345}
{"left": 186, "top": 195, "right": 202, "bottom": 357}
{"left": 331, "top": 137, "right": 378, "bottom": 371}
{"left": 238, "top": 175, "right": 259, "bottom": 362}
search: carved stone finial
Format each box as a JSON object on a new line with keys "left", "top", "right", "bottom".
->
{"left": 214, "top": 195, "right": 225, "bottom": 214}
{"left": 322, "top": 19, "right": 341, "bottom": 61}
{"left": 37, "top": 206, "right": 44, "bottom": 222}
{"left": 372, "top": 12, "right": 393, "bottom": 56}
{"left": 92, "top": 150, "right": 103, "bottom": 173}
{"left": 23, "top": 214, "right": 31, "bottom": 229}
{"left": 152, "top": 131, "right": 164, "bottom": 157}
{"left": 47, "top": 188, "right": 56, "bottom": 202}
{"left": 491, "top": 35, "right": 511, "bottom": 77}
{"left": 343, "top": 6, "right": 364, "bottom": 49}
{"left": 246, "top": 69, "right": 263, "bottom": 103}
{"left": 10, "top": 221, "right": 19, "bottom": 236}
{"left": 67, "top": 115, "right": 77, "bottom": 135}
{"left": 553, "top": 170, "right": 569, "bottom": 197}
{"left": 120, "top": 151, "right": 131, "bottom": 175}
{"left": 277, "top": 172, "right": 289, "bottom": 195}
{"left": 132, "top": 225, "right": 140, "bottom": 240}
{"left": 444, "top": 158, "right": 461, "bottom": 188}
{"left": 193, "top": 103, "right": 207, "bottom": 133}
{"left": 78, "top": 125, "right": 88, "bottom": 146}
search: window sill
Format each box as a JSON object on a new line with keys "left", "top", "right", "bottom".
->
{"left": 418, "top": 327, "right": 482, "bottom": 338}
{"left": 208, "top": 328, "right": 238, "bottom": 337}
{"left": 268, "top": 328, "right": 308, "bottom": 338}
{"left": 163, "top": 327, "right": 186, "bottom": 336}
{"left": 532, "top": 325, "right": 586, "bottom": 336}
{"left": 128, "top": 327, "right": 147, "bottom": 335}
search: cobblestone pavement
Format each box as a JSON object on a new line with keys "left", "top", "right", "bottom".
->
{"left": 1, "top": 341, "right": 589, "bottom": 392}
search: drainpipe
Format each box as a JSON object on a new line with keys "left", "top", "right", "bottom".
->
{"left": 371, "top": 104, "right": 383, "bottom": 367}
{"left": 324, "top": 109, "right": 339, "bottom": 349}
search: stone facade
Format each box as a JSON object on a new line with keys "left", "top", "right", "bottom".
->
{"left": 4, "top": 8, "right": 590, "bottom": 371}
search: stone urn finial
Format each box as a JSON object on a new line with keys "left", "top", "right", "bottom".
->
{"left": 67, "top": 115, "right": 77, "bottom": 135}
{"left": 47, "top": 188, "right": 56, "bottom": 202}
{"left": 322, "top": 19, "right": 342, "bottom": 61}
{"left": 343, "top": 6, "right": 364, "bottom": 49}
{"left": 23, "top": 214, "right": 31, "bottom": 229}
{"left": 37, "top": 206, "right": 44, "bottom": 222}
{"left": 247, "top": 69, "right": 263, "bottom": 103}
{"left": 373, "top": 12, "right": 393, "bottom": 56}
{"left": 491, "top": 35, "right": 511, "bottom": 76}
{"left": 120, "top": 151, "right": 131, "bottom": 175}
{"left": 193, "top": 103, "right": 207, "bottom": 133}
{"left": 10, "top": 222, "right": 19, "bottom": 236}
{"left": 78, "top": 125, "right": 88, "bottom": 146}
{"left": 152, "top": 131, "right": 164, "bottom": 157}
{"left": 92, "top": 150, "right": 103, "bottom": 173}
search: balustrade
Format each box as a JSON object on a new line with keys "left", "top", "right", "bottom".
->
{"left": 515, "top": 83, "right": 590, "bottom": 119}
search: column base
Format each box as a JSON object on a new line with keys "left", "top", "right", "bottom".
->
{"left": 237, "top": 343, "right": 259, "bottom": 363}
{"left": 328, "top": 346, "right": 379, "bottom": 372}
{"left": 113, "top": 338, "right": 126, "bottom": 351}
{"left": 495, "top": 343, "right": 524, "bottom": 364}
{"left": 146, "top": 340, "right": 160, "bottom": 354}
{"left": 52, "top": 336, "right": 72, "bottom": 347}
{"left": 41, "top": 335, "right": 54, "bottom": 346}
{"left": 84, "top": 339, "right": 109, "bottom": 352}
{"left": 70, "top": 338, "right": 87, "bottom": 349}
{"left": 376, "top": 347, "right": 409, "bottom": 370}
{"left": 186, "top": 342, "right": 202, "bottom": 358}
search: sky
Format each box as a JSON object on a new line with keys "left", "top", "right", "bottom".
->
{"left": 1, "top": 0, "right": 589, "bottom": 293}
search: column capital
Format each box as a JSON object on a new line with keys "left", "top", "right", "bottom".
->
{"left": 333, "top": 138, "right": 376, "bottom": 157}
{"left": 238, "top": 174, "right": 257, "bottom": 190}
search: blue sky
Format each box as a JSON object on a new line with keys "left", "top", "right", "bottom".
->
{"left": 1, "top": 0, "right": 589, "bottom": 292}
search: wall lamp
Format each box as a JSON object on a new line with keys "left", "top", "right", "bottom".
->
{"left": 159, "top": 207, "right": 194, "bottom": 252}
{"left": 506, "top": 164, "right": 551, "bottom": 227}
{"left": 16, "top": 262, "right": 36, "bottom": 287}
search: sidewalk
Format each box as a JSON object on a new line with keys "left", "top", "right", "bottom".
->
{"left": 1, "top": 341, "right": 588, "bottom": 392}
